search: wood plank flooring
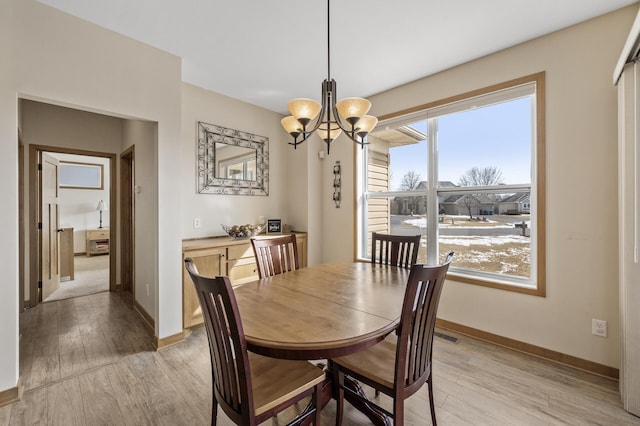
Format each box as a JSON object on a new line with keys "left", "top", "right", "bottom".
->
{"left": 3, "top": 290, "right": 640, "bottom": 425}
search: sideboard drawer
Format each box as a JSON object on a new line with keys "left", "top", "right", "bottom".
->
{"left": 227, "top": 258, "right": 259, "bottom": 286}
{"left": 228, "top": 244, "right": 255, "bottom": 260}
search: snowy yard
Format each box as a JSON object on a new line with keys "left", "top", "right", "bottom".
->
{"left": 400, "top": 215, "right": 532, "bottom": 277}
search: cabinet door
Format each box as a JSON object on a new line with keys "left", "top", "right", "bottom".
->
{"left": 297, "top": 235, "right": 307, "bottom": 267}
{"left": 182, "top": 247, "right": 226, "bottom": 328}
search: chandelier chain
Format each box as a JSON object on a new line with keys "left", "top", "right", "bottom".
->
{"left": 327, "top": 0, "right": 331, "bottom": 81}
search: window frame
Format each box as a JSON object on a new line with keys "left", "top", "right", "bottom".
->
{"left": 356, "top": 72, "right": 546, "bottom": 296}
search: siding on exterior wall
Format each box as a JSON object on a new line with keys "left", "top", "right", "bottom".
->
{"left": 366, "top": 149, "right": 390, "bottom": 256}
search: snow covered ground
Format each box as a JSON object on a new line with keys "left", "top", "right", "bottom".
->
{"left": 393, "top": 214, "right": 532, "bottom": 277}
{"left": 403, "top": 215, "right": 530, "bottom": 229}
{"left": 438, "top": 235, "right": 529, "bottom": 246}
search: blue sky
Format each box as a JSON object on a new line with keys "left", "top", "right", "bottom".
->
{"left": 388, "top": 97, "right": 532, "bottom": 189}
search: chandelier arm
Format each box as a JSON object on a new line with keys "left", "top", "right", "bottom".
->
{"left": 292, "top": 107, "right": 326, "bottom": 137}
{"left": 288, "top": 135, "right": 308, "bottom": 148}
{"left": 343, "top": 131, "right": 369, "bottom": 147}
{"left": 287, "top": 120, "right": 315, "bottom": 147}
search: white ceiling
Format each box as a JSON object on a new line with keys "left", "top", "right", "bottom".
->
{"left": 38, "top": 0, "right": 637, "bottom": 114}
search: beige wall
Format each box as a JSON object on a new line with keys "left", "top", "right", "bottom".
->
{"left": 320, "top": 139, "right": 357, "bottom": 263}
{"left": 321, "top": 5, "right": 637, "bottom": 368}
{"left": 1, "top": 0, "right": 182, "bottom": 392}
{"left": 285, "top": 139, "right": 312, "bottom": 258}
{"left": 122, "top": 120, "right": 158, "bottom": 317}
{"left": 0, "top": 0, "right": 19, "bottom": 394}
{"left": 180, "top": 83, "right": 291, "bottom": 238}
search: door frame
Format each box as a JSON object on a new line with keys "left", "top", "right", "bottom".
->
{"left": 28, "top": 144, "right": 117, "bottom": 306}
{"left": 18, "top": 130, "right": 25, "bottom": 311}
{"left": 120, "top": 146, "right": 135, "bottom": 295}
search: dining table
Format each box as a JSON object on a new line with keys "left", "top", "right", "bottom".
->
{"left": 233, "top": 261, "right": 411, "bottom": 425}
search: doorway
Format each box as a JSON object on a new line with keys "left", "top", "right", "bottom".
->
{"left": 47, "top": 152, "right": 113, "bottom": 302}
{"left": 28, "top": 145, "right": 117, "bottom": 307}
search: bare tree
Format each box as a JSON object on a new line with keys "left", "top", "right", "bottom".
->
{"left": 460, "top": 194, "right": 479, "bottom": 220}
{"left": 458, "top": 166, "right": 504, "bottom": 219}
{"left": 458, "top": 166, "right": 504, "bottom": 187}
{"left": 400, "top": 170, "right": 421, "bottom": 190}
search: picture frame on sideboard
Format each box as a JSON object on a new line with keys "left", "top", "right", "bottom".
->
{"left": 267, "top": 218, "right": 282, "bottom": 234}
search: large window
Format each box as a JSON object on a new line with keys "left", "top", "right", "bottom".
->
{"left": 357, "top": 73, "right": 545, "bottom": 295}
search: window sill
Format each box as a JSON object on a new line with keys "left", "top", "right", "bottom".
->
{"left": 446, "top": 271, "right": 545, "bottom": 297}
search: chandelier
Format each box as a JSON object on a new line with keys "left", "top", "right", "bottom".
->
{"left": 280, "top": 0, "right": 377, "bottom": 155}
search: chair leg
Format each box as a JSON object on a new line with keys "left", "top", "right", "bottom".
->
{"left": 393, "top": 395, "right": 404, "bottom": 426}
{"left": 334, "top": 369, "right": 345, "bottom": 426}
{"left": 313, "top": 383, "right": 321, "bottom": 425}
{"left": 428, "top": 377, "right": 437, "bottom": 426}
{"left": 211, "top": 399, "right": 217, "bottom": 426}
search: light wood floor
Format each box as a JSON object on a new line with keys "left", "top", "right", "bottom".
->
{"left": 2, "top": 291, "right": 640, "bottom": 425}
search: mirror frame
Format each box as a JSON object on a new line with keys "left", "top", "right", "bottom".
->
{"left": 196, "top": 121, "right": 269, "bottom": 195}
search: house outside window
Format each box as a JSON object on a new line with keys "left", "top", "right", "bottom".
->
{"left": 356, "top": 73, "right": 545, "bottom": 295}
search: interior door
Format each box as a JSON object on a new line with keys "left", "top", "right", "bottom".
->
{"left": 40, "top": 152, "right": 61, "bottom": 301}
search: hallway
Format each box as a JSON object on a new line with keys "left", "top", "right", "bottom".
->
{"left": 45, "top": 255, "right": 110, "bottom": 302}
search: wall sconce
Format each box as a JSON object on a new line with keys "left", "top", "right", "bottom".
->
{"left": 96, "top": 200, "right": 107, "bottom": 229}
{"left": 333, "top": 161, "right": 341, "bottom": 208}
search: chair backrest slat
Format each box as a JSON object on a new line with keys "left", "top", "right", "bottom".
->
{"left": 251, "top": 234, "right": 300, "bottom": 279}
{"left": 184, "top": 259, "right": 254, "bottom": 425}
{"left": 395, "top": 253, "right": 453, "bottom": 391}
{"left": 371, "top": 232, "right": 421, "bottom": 269}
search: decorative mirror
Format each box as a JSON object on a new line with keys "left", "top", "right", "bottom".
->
{"left": 197, "top": 122, "right": 269, "bottom": 195}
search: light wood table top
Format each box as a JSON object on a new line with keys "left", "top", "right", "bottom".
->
{"left": 234, "top": 262, "right": 410, "bottom": 360}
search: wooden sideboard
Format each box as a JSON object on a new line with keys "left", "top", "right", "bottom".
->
{"left": 181, "top": 232, "right": 307, "bottom": 329}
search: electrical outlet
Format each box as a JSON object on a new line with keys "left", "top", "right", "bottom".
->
{"left": 193, "top": 218, "right": 201, "bottom": 229}
{"left": 146, "top": 283, "right": 150, "bottom": 297}
{"left": 592, "top": 319, "right": 607, "bottom": 337}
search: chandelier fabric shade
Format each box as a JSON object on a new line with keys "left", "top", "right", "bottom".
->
{"left": 281, "top": 0, "right": 377, "bottom": 154}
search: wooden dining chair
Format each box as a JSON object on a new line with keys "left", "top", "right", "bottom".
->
{"left": 332, "top": 252, "right": 454, "bottom": 426}
{"left": 184, "top": 258, "right": 325, "bottom": 426}
{"left": 371, "top": 232, "right": 421, "bottom": 269}
{"left": 250, "top": 233, "right": 300, "bottom": 278}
